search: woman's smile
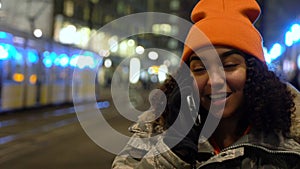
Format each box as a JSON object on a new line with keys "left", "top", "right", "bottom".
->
{"left": 208, "top": 92, "right": 232, "bottom": 106}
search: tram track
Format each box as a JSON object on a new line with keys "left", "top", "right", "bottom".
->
{"left": 0, "top": 101, "right": 111, "bottom": 163}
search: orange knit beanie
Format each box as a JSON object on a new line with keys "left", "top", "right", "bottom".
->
{"left": 181, "top": 0, "right": 265, "bottom": 62}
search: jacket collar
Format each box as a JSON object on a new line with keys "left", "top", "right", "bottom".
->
{"left": 197, "top": 129, "right": 300, "bottom": 156}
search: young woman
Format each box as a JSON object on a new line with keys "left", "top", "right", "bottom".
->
{"left": 112, "top": 0, "right": 300, "bottom": 168}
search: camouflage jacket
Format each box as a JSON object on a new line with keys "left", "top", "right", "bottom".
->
{"left": 112, "top": 84, "right": 300, "bottom": 169}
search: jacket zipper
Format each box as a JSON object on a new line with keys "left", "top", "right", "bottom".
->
{"left": 197, "top": 143, "right": 300, "bottom": 168}
{"left": 222, "top": 143, "right": 300, "bottom": 156}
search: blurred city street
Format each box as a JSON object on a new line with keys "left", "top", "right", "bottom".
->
{"left": 0, "top": 102, "right": 134, "bottom": 169}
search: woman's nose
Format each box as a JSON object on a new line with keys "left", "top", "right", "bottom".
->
{"left": 207, "top": 68, "right": 226, "bottom": 89}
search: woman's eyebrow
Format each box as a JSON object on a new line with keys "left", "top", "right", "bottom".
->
{"left": 189, "top": 55, "right": 204, "bottom": 62}
{"left": 189, "top": 49, "right": 244, "bottom": 63}
{"left": 220, "top": 49, "right": 245, "bottom": 58}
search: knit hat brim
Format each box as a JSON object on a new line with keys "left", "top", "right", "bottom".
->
{"left": 181, "top": 0, "right": 265, "bottom": 63}
{"left": 182, "top": 18, "right": 264, "bottom": 62}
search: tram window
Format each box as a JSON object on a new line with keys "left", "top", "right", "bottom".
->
{"left": 40, "top": 50, "right": 59, "bottom": 85}
{"left": 2, "top": 59, "right": 12, "bottom": 81}
{"left": 26, "top": 49, "right": 39, "bottom": 85}
{"left": 38, "top": 65, "right": 48, "bottom": 84}
{"left": 0, "top": 43, "right": 12, "bottom": 82}
{"left": 56, "top": 66, "right": 69, "bottom": 82}
{"left": 1, "top": 44, "right": 25, "bottom": 84}
{"left": 11, "top": 48, "right": 25, "bottom": 83}
{"left": 3, "top": 56, "right": 25, "bottom": 83}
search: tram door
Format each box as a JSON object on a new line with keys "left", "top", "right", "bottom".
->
{"left": 0, "top": 46, "right": 4, "bottom": 110}
{"left": 50, "top": 44, "right": 68, "bottom": 104}
{"left": 0, "top": 59, "right": 2, "bottom": 110}
{"left": 24, "top": 47, "right": 39, "bottom": 107}
{"left": 72, "top": 51, "right": 98, "bottom": 102}
{"left": 23, "top": 39, "right": 43, "bottom": 107}
{"left": 66, "top": 48, "right": 81, "bottom": 103}
{"left": 1, "top": 44, "right": 25, "bottom": 111}
{"left": 40, "top": 49, "right": 52, "bottom": 105}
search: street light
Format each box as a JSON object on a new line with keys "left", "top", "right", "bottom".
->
{"left": 33, "top": 28, "right": 43, "bottom": 38}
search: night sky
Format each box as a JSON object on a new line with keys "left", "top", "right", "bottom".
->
{"left": 260, "top": 0, "right": 300, "bottom": 48}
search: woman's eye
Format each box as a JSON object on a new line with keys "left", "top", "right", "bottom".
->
{"left": 223, "top": 63, "right": 238, "bottom": 70}
{"left": 192, "top": 66, "right": 206, "bottom": 72}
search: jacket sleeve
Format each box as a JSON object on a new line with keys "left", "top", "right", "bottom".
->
{"left": 111, "top": 132, "right": 191, "bottom": 169}
{"left": 111, "top": 110, "right": 191, "bottom": 169}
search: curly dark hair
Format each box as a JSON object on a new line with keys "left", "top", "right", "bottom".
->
{"left": 152, "top": 53, "right": 295, "bottom": 138}
{"left": 243, "top": 54, "right": 295, "bottom": 137}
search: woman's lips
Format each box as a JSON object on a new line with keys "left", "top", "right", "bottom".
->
{"left": 207, "top": 92, "right": 232, "bottom": 106}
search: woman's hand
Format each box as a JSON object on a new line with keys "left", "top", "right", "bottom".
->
{"left": 163, "top": 74, "right": 202, "bottom": 165}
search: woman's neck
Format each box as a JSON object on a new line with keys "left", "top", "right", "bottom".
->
{"left": 210, "top": 112, "right": 246, "bottom": 150}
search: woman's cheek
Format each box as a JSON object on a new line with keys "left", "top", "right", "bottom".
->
{"left": 227, "top": 69, "right": 246, "bottom": 90}
{"left": 194, "top": 76, "right": 207, "bottom": 93}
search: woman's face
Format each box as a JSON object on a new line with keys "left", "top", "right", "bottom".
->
{"left": 189, "top": 47, "right": 247, "bottom": 118}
